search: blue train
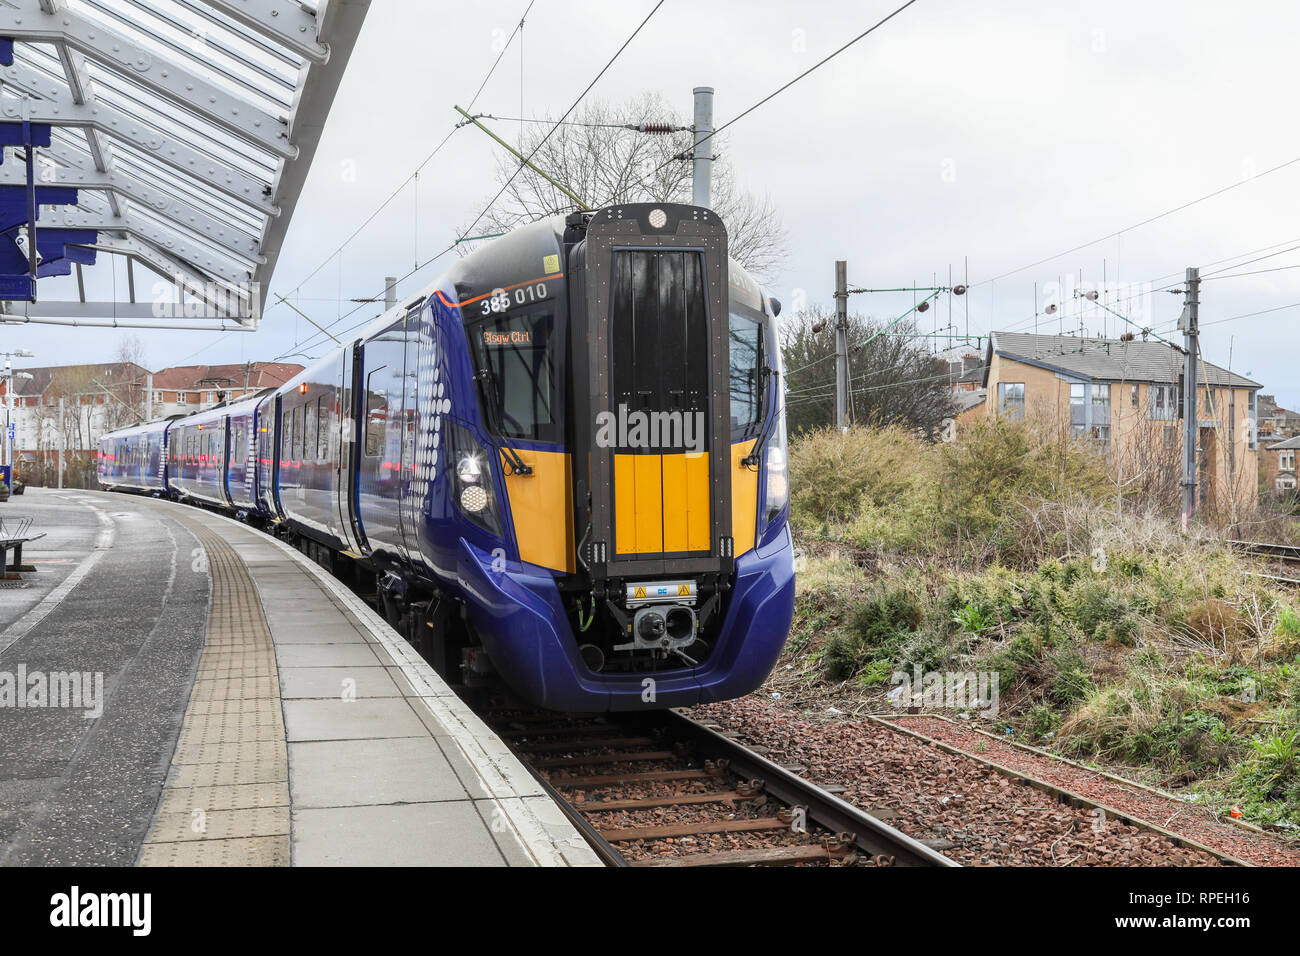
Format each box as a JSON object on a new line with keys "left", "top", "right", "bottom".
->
{"left": 98, "top": 203, "right": 795, "bottom": 711}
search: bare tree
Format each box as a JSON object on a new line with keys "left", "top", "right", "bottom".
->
{"left": 108, "top": 334, "right": 149, "bottom": 429}
{"left": 1112, "top": 415, "right": 1183, "bottom": 514}
{"left": 29, "top": 367, "right": 97, "bottom": 488}
{"left": 466, "top": 93, "right": 788, "bottom": 282}
{"left": 781, "top": 310, "right": 956, "bottom": 438}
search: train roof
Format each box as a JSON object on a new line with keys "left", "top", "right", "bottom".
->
{"left": 99, "top": 416, "right": 177, "bottom": 441}
{"left": 334, "top": 204, "right": 770, "bottom": 351}
{"left": 345, "top": 217, "right": 567, "bottom": 348}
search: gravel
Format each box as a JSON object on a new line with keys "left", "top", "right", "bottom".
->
{"left": 892, "top": 714, "right": 1300, "bottom": 866}
{"left": 694, "top": 697, "right": 1231, "bottom": 866}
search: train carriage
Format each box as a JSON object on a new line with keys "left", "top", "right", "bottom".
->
{"left": 167, "top": 405, "right": 232, "bottom": 508}
{"left": 96, "top": 417, "right": 171, "bottom": 493}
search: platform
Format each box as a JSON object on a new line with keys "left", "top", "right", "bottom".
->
{"left": 0, "top": 488, "right": 599, "bottom": 867}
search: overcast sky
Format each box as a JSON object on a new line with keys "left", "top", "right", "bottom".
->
{"left": 10, "top": 0, "right": 1300, "bottom": 407}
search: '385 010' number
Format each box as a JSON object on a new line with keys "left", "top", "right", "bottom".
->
{"left": 481, "top": 281, "right": 548, "bottom": 314}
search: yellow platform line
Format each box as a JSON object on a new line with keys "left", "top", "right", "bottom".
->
{"left": 138, "top": 519, "right": 290, "bottom": 867}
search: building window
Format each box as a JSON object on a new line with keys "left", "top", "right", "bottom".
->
{"left": 1282, "top": 450, "right": 1297, "bottom": 472}
{"left": 1149, "top": 384, "right": 1177, "bottom": 421}
{"left": 1278, "top": 474, "right": 1297, "bottom": 492}
{"left": 997, "top": 382, "right": 1025, "bottom": 419}
{"left": 1130, "top": 384, "right": 1139, "bottom": 408}
{"left": 1091, "top": 385, "right": 1111, "bottom": 441}
{"left": 1068, "top": 383, "right": 1111, "bottom": 442}
{"left": 1070, "top": 384, "right": 1086, "bottom": 435}
{"left": 1249, "top": 391, "right": 1258, "bottom": 450}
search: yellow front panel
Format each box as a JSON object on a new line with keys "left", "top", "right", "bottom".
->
{"left": 731, "top": 439, "right": 758, "bottom": 557}
{"left": 633, "top": 454, "right": 664, "bottom": 553}
{"left": 617, "top": 451, "right": 712, "bottom": 555}
{"left": 501, "top": 448, "right": 574, "bottom": 573}
{"left": 614, "top": 453, "right": 638, "bottom": 555}
{"left": 661, "top": 452, "right": 689, "bottom": 552}
{"left": 615, "top": 453, "right": 673, "bottom": 555}
{"left": 685, "top": 451, "right": 711, "bottom": 552}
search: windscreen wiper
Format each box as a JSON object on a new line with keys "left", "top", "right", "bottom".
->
{"left": 741, "top": 365, "right": 779, "bottom": 468}
{"left": 475, "top": 364, "right": 533, "bottom": 476}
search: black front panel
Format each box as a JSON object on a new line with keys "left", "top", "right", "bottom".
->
{"left": 572, "top": 203, "right": 732, "bottom": 580}
{"left": 611, "top": 250, "right": 709, "bottom": 436}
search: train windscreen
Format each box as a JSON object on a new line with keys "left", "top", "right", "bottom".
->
{"left": 469, "top": 308, "right": 560, "bottom": 443}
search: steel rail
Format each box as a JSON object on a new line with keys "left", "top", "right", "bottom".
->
{"left": 657, "top": 709, "right": 958, "bottom": 867}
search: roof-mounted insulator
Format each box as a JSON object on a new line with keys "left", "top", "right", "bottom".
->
{"left": 628, "top": 123, "right": 684, "bottom": 134}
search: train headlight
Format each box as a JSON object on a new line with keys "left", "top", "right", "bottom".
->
{"left": 448, "top": 421, "right": 503, "bottom": 535}
{"left": 763, "top": 413, "right": 789, "bottom": 526}
{"left": 457, "top": 453, "right": 483, "bottom": 483}
{"left": 459, "top": 484, "right": 488, "bottom": 513}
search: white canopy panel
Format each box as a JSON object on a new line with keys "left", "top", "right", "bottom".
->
{"left": 0, "top": 0, "right": 370, "bottom": 329}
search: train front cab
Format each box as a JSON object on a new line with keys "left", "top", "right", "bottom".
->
{"left": 449, "top": 204, "right": 794, "bottom": 711}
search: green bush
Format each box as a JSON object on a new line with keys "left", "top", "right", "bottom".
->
{"left": 936, "top": 417, "right": 1110, "bottom": 548}
{"left": 849, "top": 587, "right": 923, "bottom": 646}
{"left": 1277, "top": 606, "right": 1300, "bottom": 642}
{"left": 820, "top": 584, "right": 942, "bottom": 683}
{"left": 823, "top": 634, "right": 862, "bottom": 682}
{"left": 788, "top": 426, "right": 933, "bottom": 529}
{"left": 1026, "top": 704, "right": 1062, "bottom": 739}
{"left": 987, "top": 631, "right": 1046, "bottom": 692}
{"left": 1048, "top": 645, "right": 1094, "bottom": 704}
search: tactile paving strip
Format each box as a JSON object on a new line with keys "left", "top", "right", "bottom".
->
{"left": 139, "top": 518, "right": 290, "bottom": 867}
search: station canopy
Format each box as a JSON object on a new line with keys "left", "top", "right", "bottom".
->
{"left": 0, "top": 0, "right": 369, "bottom": 329}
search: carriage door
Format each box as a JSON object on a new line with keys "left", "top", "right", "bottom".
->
{"left": 575, "top": 205, "right": 732, "bottom": 584}
{"left": 610, "top": 249, "right": 713, "bottom": 559}
{"left": 397, "top": 300, "right": 428, "bottom": 563}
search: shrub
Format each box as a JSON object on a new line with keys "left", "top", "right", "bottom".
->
{"left": 1048, "top": 645, "right": 1094, "bottom": 704}
{"left": 1248, "top": 729, "right": 1299, "bottom": 787}
{"left": 820, "top": 584, "right": 938, "bottom": 683}
{"left": 823, "top": 634, "right": 862, "bottom": 682}
{"left": 1276, "top": 606, "right": 1300, "bottom": 642}
{"left": 788, "top": 426, "right": 933, "bottom": 530}
{"left": 850, "top": 586, "right": 923, "bottom": 646}
{"left": 1025, "top": 704, "right": 1062, "bottom": 739}
{"left": 896, "top": 623, "right": 955, "bottom": 674}
{"left": 937, "top": 415, "right": 1111, "bottom": 554}
{"left": 987, "top": 631, "right": 1046, "bottom": 692}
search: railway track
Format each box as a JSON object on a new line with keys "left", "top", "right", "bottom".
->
{"left": 480, "top": 705, "right": 957, "bottom": 868}
{"left": 1228, "top": 539, "right": 1300, "bottom": 564}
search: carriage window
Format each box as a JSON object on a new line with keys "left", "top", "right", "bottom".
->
{"left": 317, "top": 396, "right": 330, "bottom": 460}
{"left": 729, "top": 311, "right": 763, "bottom": 437}
{"left": 469, "top": 310, "right": 558, "bottom": 442}
{"left": 304, "top": 400, "right": 316, "bottom": 462}
{"left": 364, "top": 366, "right": 387, "bottom": 458}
